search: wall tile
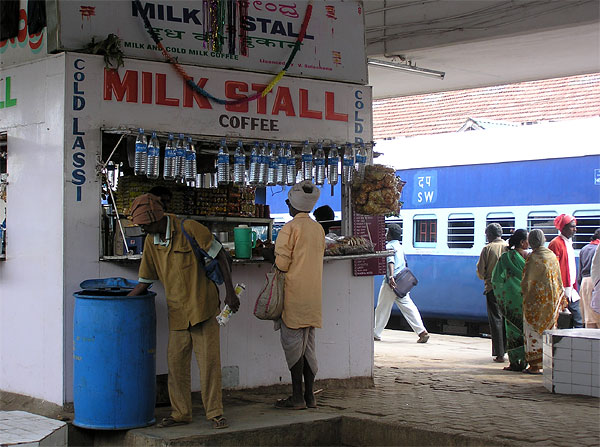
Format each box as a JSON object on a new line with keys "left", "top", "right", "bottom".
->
{"left": 572, "top": 349, "right": 592, "bottom": 362}
{"left": 572, "top": 372, "right": 592, "bottom": 386}
{"left": 572, "top": 337, "right": 592, "bottom": 351}
{"left": 554, "top": 382, "right": 572, "bottom": 394}
{"left": 553, "top": 371, "right": 572, "bottom": 384}
{"left": 553, "top": 359, "right": 571, "bottom": 372}
{"left": 553, "top": 347, "right": 571, "bottom": 361}
{"left": 571, "top": 384, "right": 592, "bottom": 396}
{"left": 572, "top": 361, "right": 592, "bottom": 374}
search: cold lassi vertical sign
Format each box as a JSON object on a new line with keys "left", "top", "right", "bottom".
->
{"left": 71, "top": 59, "right": 87, "bottom": 202}
{"left": 0, "top": 76, "right": 18, "bottom": 109}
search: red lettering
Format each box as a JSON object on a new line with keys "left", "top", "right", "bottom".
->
{"left": 103, "top": 69, "right": 138, "bottom": 102}
{"left": 271, "top": 86, "right": 295, "bottom": 116}
{"left": 299, "top": 89, "right": 322, "bottom": 120}
{"left": 325, "top": 91, "right": 348, "bottom": 122}
{"left": 17, "top": 9, "right": 27, "bottom": 44}
{"left": 183, "top": 78, "right": 212, "bottom": 109}
{"left": 142, "top": 72, "right": 153, "bottom": 104}
{"left": 225, "top": 81, "right": 249, "bottom": 112}
{"left": 155, "top": 73, "right": 179, "bottom": 106}
{"left": 251, "top": 83, "right": 269, "bottom": 114}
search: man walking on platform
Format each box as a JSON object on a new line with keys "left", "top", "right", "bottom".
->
{"left": 477, "top": 223, "right": 508, "bottom": 363}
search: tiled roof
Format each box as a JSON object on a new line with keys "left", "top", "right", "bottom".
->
{"left": 373, "top": 73, "right": 600, "bottom": 139}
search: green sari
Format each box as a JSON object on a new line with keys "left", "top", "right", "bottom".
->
{"left": 491, "top": 250, "right": 527, "bottom": 370}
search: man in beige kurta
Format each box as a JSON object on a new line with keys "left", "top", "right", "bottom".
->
{"left": 274, "top": 181, "right": 325, "bottom": 410}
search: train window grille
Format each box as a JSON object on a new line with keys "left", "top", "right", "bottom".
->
{"left": 573, "top": 211, "right": 600, "bottom": 250}
{"left": 413, "top": 217, "right": 437, "bottom": 246}
{"left": 448, "top": 214, "right": 474, "bottom": 248}
{"left": 486, "top": 213, "right": 515, "bottom": 240}
{"left": 527, "top": 211, "right": 558, "bottom": 243}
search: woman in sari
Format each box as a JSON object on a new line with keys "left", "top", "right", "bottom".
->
{"left": 521, "top": 229, "right": 565, "bottom": 374}
{"left": 492, "top": 229, "right": 529, "bottom": 372}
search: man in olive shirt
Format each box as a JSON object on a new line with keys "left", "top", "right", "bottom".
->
{"left": 476, "top": 223, "right": 508, "bottom": 363}
{"left": 128, "top": 193, "right": 239, "bottom": 429}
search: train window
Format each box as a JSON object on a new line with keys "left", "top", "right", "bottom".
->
{"left": 486, "top": 213, "right": 515, "bottom": 240}
{"left": 573, "top": 211, "right": 600, "bottom": 250}
{"left": 385, "top": 218, "right": 403, "bottom": 243}
{"left": 527, "top": 211, "right": 558, "bottom": 243}
{"left": 448, "top": 214, "right": 474, "bottom": 248}
{"left": 414, "top": 215, "right": 437, "bottom": 247}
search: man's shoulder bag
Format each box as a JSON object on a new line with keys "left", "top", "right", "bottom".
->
{"left": 391, "top": 267, "right": 418, "bottom": 298}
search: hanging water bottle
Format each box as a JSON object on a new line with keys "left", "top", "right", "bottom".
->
{"left": 146, "top": 131, "right": 160, "bottom": 180}
{"left": 301, "top": 140, "right": 313, "bottom": 182}
{"left": 342, "top": 143, "right": 355, "bottom": 184}
{"left": 163, "top": 134, "right": 176, "bottom": 181}
{"left": 217, "top": 139, "right": 230, "bottom": 185}
{"left": 233, "top": 140, "right": 246, "bottom": 185}
{"left": 355, "top": 143, "right": 367, "bottom": 182}
{"left": 314, "top": 143, "right": 326, "bottom": 186}
{"left": 286, "top": 143, "right": 296, "bottom": 186}
{"left": 258, "top": 142, "right": 268, "bottom": 186}
{"left": 248, "top": 141, "right": 260, "bottom": 185}
{"left": 327, "top": 144, "right": 339, "bottom": 186}
{"left": 174, "top": 133, "right": 186, "bottom": 180}
{"left": 267, "top": 143, "right": 278, "bottom": 186}
{"left": 276, "top": 142, "right": 287, "bottom": 186}
{"left": 134, "top": 128, "right": 148, "bottom": 176}
{"left": 185, "top": 136, "right": 197, "bottom": 183}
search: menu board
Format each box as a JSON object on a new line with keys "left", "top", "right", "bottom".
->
{"left": 352, "top": 213, "right": 386, "bottom": 276}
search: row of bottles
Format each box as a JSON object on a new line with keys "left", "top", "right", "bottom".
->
{"left": 134, "top": 129, "right": 197, "bottom": 182}
{"left": 134, "top": 129, "right": 368, "bottom": 186}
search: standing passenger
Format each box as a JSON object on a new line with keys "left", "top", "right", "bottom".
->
{"left": 577, "top": 228, "right": 600, "bottom": 328}
{"left": 548, "top": 214, "right": 583, "bottom": 328}
{"left": 491, "top": 229, "right": 529, "bottom": 372}
{"left": 274, "top": 181, "right": 325, "bottom": 410}
{"left": 373, "top": 224, "right": 429, "bottom": 343}
{"left": 476, "top": 223, "right": 508, "bottom": 362}
{"left": 127, "top": 193, "right": 239, "bottom": 429}
{"left": 522, "top": 229, "right": 565, "bottom": 374}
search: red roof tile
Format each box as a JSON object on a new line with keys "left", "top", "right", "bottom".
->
{"left": 372, "top": 74, "right": 600, "bottom": 139}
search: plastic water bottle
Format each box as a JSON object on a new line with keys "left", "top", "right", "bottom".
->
{"left": 134, "top": 128, "right": 148, "bottom": 176}
{"left": 355, "top": 143, "right": 367, "bottom": 181}
{"left": 185, "top": 136, "right": 197, "bottom": 182}
{"left": 267, "top": 143, "right": 278, "bottom": 186}
{"left": 233, "top": 140, "right": 246, "bottom": 185}
{"left": 174, "top": 134, "right": 186, "bottom": 180}
{"left": 217, "top": 139, "right": 230, "bottom": 185}
{"left": 163, "top": 134, "right": 176, "bottom": 181}
{"left": 327, "top": 144, "right": 339, "bottom": 186}
{"left": 146, "top": 131, "right": 160, "bottom": 179}
{"left": 286, "top": 143, "right": 296, "bottom": 186}
{"left": 314, "top": 143, "right": 326, "bottom": 186}
{"left": 248, "top": 142, "right": 260, "bottom": 185}
{"left": 258, "top": 142, "right": 269, "bottom": 186}
{"left": 301, "top": 140, "right": 313, "bottom": 182}
{"left": 342, "top": 143, "right": 355, "bottom": 184}
{"left": 276, "top": 142, "right": 287, "bottom": 186}
{"left": 216, "top": 283, "right": 246, "bottom": 325}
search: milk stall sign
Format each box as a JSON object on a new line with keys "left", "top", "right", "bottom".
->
{"left": 48, "top": 0, "right": 367, "bottom": 84}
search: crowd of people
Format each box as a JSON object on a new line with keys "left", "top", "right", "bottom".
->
{"left": 478, "top": 215, "right": 600, "bottom": 375}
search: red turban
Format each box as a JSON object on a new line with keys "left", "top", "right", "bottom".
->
{"left": 554, "top": 214, "right": 576, "bottom": 231}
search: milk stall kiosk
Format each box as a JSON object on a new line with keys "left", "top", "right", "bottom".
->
{"left": 0, "top": 0, "right": 387, "bottom": 412}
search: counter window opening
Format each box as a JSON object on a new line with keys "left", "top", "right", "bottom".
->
{"left": 572, "top": 210, "right": 600, "bottom": 250}
{"left": 447, "top": 213, "right": 475, "bottom": 249}
{"left": 486, "top": 212, "right": 515, "bottom": 240}
{"left": 413, "top": 215, "right": 437, "bottom": 248}
{"left": 527, "top": 211, "right": 558, "bottom": 244}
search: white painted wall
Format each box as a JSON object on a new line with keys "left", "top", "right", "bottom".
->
{"left": 0, "top": 55, "right": 66, "bottom": 404}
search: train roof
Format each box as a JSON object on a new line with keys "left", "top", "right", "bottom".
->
{"left": 374, "top": 117, "right": 600, "bottom": 170}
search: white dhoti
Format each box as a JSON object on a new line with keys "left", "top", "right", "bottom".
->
{"left": 279, "top": 320, "right": 318, "bottom": 374}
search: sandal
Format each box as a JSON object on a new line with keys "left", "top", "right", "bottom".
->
{"left": 156, "top": 416, "right": 190, "bottom": 428}
{"left": 211, "top": 416, "right": 229, "bottom": 429}
{"left": 275, "top": 396, "right": 307, "bottom": 410}
{"left": 522, "top": 368, "right": 543, "bottom": 375}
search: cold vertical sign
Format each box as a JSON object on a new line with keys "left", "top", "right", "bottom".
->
{"left": 71, "top": 58, "right": 87, "bottom": 201}
{"left": 412, "top": 170, "right": 437, "bottom": 206}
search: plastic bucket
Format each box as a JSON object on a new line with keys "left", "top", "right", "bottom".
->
{"left": 73, "top": 278, "right": 157, "bottom": 429}
{"left": 233, "top": 225, "right": 257, "bottom": 259}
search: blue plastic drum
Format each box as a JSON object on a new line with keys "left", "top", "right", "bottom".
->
{"left": 73, "top": 278, "right": 156, "bottom": 429}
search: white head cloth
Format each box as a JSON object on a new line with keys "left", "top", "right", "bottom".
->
{"left": 288, "top": 180, "right": 320, "bottom": 212}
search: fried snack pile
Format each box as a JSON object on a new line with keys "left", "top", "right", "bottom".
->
{"left": 352, "top": 165, "right": 405, "bottom": 216}
{"left": 325, "top": 236, "right": 375, "bottom": 256}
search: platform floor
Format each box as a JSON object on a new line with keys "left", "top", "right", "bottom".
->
{"left": 76, "top": 329, "right": 600, "bottom": 446}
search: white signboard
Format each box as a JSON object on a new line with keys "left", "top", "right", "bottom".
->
{"left": 52, "top": 0, "right": 367, "bottom": 84}
{"left": 0, "top": 0, "right": 48, "bottom": 68}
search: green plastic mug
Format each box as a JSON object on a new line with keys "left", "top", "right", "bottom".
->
{"left": 233, "top": 225, "right": 257, "bottom": 259}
